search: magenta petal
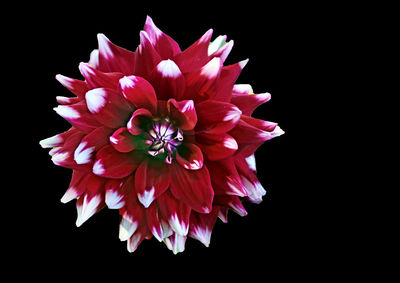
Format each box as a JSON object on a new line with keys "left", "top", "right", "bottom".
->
{"left": 135, "top": 160, "right": 170, "bottom": 208}
{"left": 144, "top": 16, "right": 181, "bottom": 59}
{"left": 145, "top": 203, "right": 164, "bottom": 241}
{"left": 195, "top": 133, "right": 238, "bottom": 161}
{"left": 109, "top": 127, "right": 137, "bottom": 153}
{"left": 119, "top": 76, "right": 157, "bottom": 113}
{"left": 134, "top": 31, "right": 162, "bottom": 79}
{"left": 97, "top": 33, "right": 136, "bottom": 75}
{"left": 188, "top": 208, "right": 219, "bottom": 247}
{"left": 93, "top": 145, "right": 142, "bottom": 179}
{"left": 176, "top": 143, "right": 204, "bottom": 170}
{"left": 78, "top": 62, "right": 124, "bottom": 90}
{"left": 55, "top": 74, "right": 88, "bottom": 100}
{"left": 214, "top": 59, "right": 248, "bottom": 102}
{"left": 170, "top": 163, "right": 214, "bottom": 213}
{"left": 149, "top": 59, "right": 186, "bottom": 100}
{"left": 40, "top": 128, "right": 79, "bottom": 149}
{"left": 230, "top": 92, "right": 271, "bottom": 115}
{"left": 167, "top": 99, "right": 197, "bottom": 131}
{"left": 61, "top": 170, "right": 90, "bottom": 203}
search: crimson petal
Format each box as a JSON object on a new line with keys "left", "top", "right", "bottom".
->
{"left": 230, "top": 92, "right": 271, "bottom": 115}
{"left": 134, "top": 31, "right": 162, "bottom": 79}
{"left": 176, "top": 143, "right": 204, "bottom": 170}
{"left": 78, "top": 62, "right": 124, "bottom": 90}
{"left": 167, "top": 99, "right": 197, "bottom": 131}
{"left": 188, "top": 208, "right": 219, "bottom": 247}
{"left": 109, "top": 127, "right": 138, "bottom": 153}
{"left": 196, "top": 133, "right": 238, "bottom": 161}
{"left": 127, "top": 108, "right": 153, "bottom": 135}
{"left": 55, "top": 74, "right": 88, "bottom": 100}
{"left": 214, "top": 59, "right": 248, "bottom": 102}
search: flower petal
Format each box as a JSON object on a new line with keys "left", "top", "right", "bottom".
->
{"left": 93, "top": 145, "right": 142, "bottom": 179}
{"left": 149, "top": 59, "right": 186, "bottom": 101}
{"left": 134, "top": 31, "right": 162, "bottom": 79}
{"left": 61, "top": 169, "right": 90, "bottom": 203}
{"left": 195, "top": 133, "right": 238, "bottom": 161}
{"left": 55, "top": 74, "right": 88, "bottom": 100}
{"left": 176, "top": 143, "right": 204, "bottom": 170}
{"left": 167, "top": 99, "right": 197, "bottom": 131}
{"left": 119, "top": 76, "right": 157, "bottom": 114}
{"left": 214, "top": 59, "right": 248, "bottom": 102}
{"left": 195, "top": 100, "right": 241, "bottom": 134}
{"left": 188, "top": 208, "right": 219, "bottom": 247}
{"left": 97, "top": 33, "right": 136, "bottom": 75}
{"left": 109, "top": 127, "right": 138, "bottom": 153}
{"left": 127, "top": 108, "right": 153, "bottom": 135}
{"left": 170, "top": 163, "right": 214, "bottom": 213}
{"left": 144, "top": 16, "right": 181, "bottom": 59}
{"left": 51, "top": 130, "right": 88, "bottom": 169}
{"left": 145, "top": 203, "right": 164, "bottom": 242}
{"left": 164, "top": 232, "right": 186, "bottom": 254}
{"left": 104, "top": 178, "right": 125, "bottom": 209}
{"left": 40, "top": 128, "right": 78, "bottom": 149}
{"left": 85, "top": 87, "right": 133, "bottom": 128}
{"left": 213, "top": 195, "right": 248, "bottom": 217}
{"left": 230, "top": 92, "right": 271, "bottom": 115}
{"left": 78, "top": 62, "right": 124, "bottom": 90}
{"left": 135, "top": 159, "right": 170, "bottom": 208}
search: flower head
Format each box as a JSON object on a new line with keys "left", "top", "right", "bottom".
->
{"left": 40, "top": 16, "right": 284, "bottom": 254}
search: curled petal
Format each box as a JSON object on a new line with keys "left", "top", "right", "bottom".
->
{"left": 167, "top": 99, "right": 197, "bottom": 131}
{"left": 170, "top": 163, "right": 214, "bottom": 213}
{"left": 109, "top": 127, "right": 137, "bottom": 153}
{"left": 120, "top": 75, "right": 157, "bottom": 114}
{"left": 88, "top": 49, "right": 99, "bottom": 69}
{"left": 229, "top": 118, "right": 283, "bottom": 145}
{"left": 214, "top": 195, "right": 248, "bottom": 217}
{"left": 97, "top": 33, "right": 136, "bottom": 75}
{"left": 93, "top": 145, "right": 143, "bottom": 179}
{"left": 50, "top": 130, "right": 87, "bottom": 169}
{"left": 127, "top": 108, "right": 153, "bottom": 135}
{"left": 176, "top": 143, "right": 204, "bottom": 170}
{"left": 149, "top": 59, "right": 186, "bottom": 100}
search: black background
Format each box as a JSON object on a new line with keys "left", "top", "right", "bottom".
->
{"left": 8, "top": 1, "right": 335, "bottom": 280}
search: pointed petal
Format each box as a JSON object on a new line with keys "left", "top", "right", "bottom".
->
{"left": 210, "top": 39, "right": 233, "bottom": 63}
{"left": 134, "top": 31, "right": 162, "bottom": 79}
{"left": 214, "top": 195, "right": 248, "bottom": 216}
{"left": 50, "top": 130, "right": 87, "bottom": 169}
{"left": 164, "top": 232, "right": 186, "bottom": 254}
{"left": 76, "top": 193, "right": 104, "bottom": 227}
{"left": 93, "top": 145, "right": 142, "bottom": 179}
{"left": 135, "top": 160, "right": 170, "bottom": 208}
{"left": 88, "top": 49, "right": 99, "bottom": 69}
{"left": 176, "top": 143, "right": 204, "bottom": 170}
{"left": 195, "top": 100, "right": 241, "bottom": 134}
{"left": 170, "top": 163, "right": 214, "bottom": 213}
{"left": 85, "top": 87, "right": 133, "bottom": 128}
{"left": 144, "top": 16, "right": 181, "bottom": 59}
{"left": 195, "top": 133, "right": 238, "bottom": 161}
{"left": 97, "top": 33, "right": 136, "bottom": 75}
{"left": 119, "top": 210, "right": 140, "bottom": 241}
{"left": 74, "top": 126, "right": 113, "bottom": 164}
{"left": 229, "top": 118, "right": 283, "bottom": 145}
{"left": 55, "top": 74, "right": 88, "bottom": 100}
{"left": 40, "top": 128, "right": 78, "bottom": 149}
{"left": 214, "top": 59, "right": 248, "bottom": 102}
{"left": 61, "top": 170, "right": 90, "bottom": 203}
{"left": 149, "top": 59, "right": 186, "bottom": 100}
{"left": 188, "top": 208, "right": 219, "bottom": 247}
{"left": 230, "top": 92, "right": 271, "bottom": 115}
{"left": 119, "top": 76, "right": 157, "bottom": 113}
{"left": 127, "top": 225, "right": 150, "bottom": 253}
{"left": 167, "top": 99, "right": 197, "bottom": 130}
{"left": 79, "top": 62, "right": 124, "bottom": 90}
{"left": 105, "top": 179, "right": 125, "bottom": 209}
{"left": 145, "top": 203, "right": 164, "bottom": 241}
{"left": 56, "top": 96, "right": 80, "bottom": 105}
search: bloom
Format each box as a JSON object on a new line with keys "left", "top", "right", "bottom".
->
{"left": 40, "top": 16, "right": 284, "bottom": 254}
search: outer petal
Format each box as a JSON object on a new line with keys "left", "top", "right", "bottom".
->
{"left": 79, "top": 62, "right": 124, "bottom": 90}
{"left": 85, "top": 87, "right": 133, "bottom": 129}
{"left": 144, "top": 16, "right": 181, "bottom": 59}
{"left": 195, "top": 133, "right": 238, "bottom": 161}
{"left": 135, "top": 159, "right": 170, "bottom": 208}
{"left": 170, "top": 162, "right": 214, "bottom": 213}
{"left": 97, "top": 33, "right": 136, "bottom": 75}
{"left": 149, "top": 59, "right": 186, "bottom": 101}
{"left": 104, "top": 178, "right": 125, "bottom": 209}
{"left": 214, "top": 59, "right": 248, "bottom": 102}
{"left": 61, "top": 169, "right": 90, "bottom": 203}
{"left": 145, "top": 203, "right": 164, "bottom": 242}
{"left": 213, "top": 195, "right": 248, "bottom": 217}
{"left": 230, "top": 92, "right": 271, "bottom": 115}
{"left": 74, "top": 126, "right": 113, "bottom": 164}
{"left": 195, "top": 100, "right": 241, "bottom": 134}
{"left": 188, "top": 208, "right": 219, "bottom": 247}
{"left": 119, "top": 76, "right": 157, "bottom": 114}
{"left": 55, "top": 74, "right": 88, "bottom": 100}
{"left": 176, "top": 143, "right": 204, "bottom": 170}
{"left": 51, "top": 130, "right": 88, "bottom": 169}
{"left": 40, "top": 128, "right": 79, "bottom": 149}
{"left": 134, "top": 31, "right": 162, "bottom": 79}
{"left": 93, "top": 145, "right": 142, "bottom": 178}
{"left": 167, "top": 99, "right": 197, "bottom": 131}
{"left": 164, "top": 232, "right": 186, "bottom": 254}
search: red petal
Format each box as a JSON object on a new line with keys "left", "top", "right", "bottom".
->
{"left": 195, "top": 133, "right": 238, "bottom": 161}
{"left": 61, "top": 169, "right": 90, "bottom": 203}
{"left": 97, "top": 33, "right": 136, "bottom": 75}
{"left": 53, "top": 102, "right": 102, "bottom": 133}
{"left": 134, "top": 31, "right": 162, "bottom": 79}
{"left": 79, "top": 62, "right": 124, "bottom": 90}
{"left": 230, "top": 92, "right": 271, "bottom": 115}
{"left": 167, "top": 99, "right": 197, "bottom": 130}
{"left": 55, "top": 74, "right": 88, "bottom": 100}
{"left": 40, "top": 128, "right": 79, "bottom": 149}
{"left": 104, "top": 178, "right": 125, "bottom": 209}
{"left": 93, "top": 145, "right": 142, "bottom": 178}
{"left": 173, "top": 29, "right": 213, "bottom": 73}
{"left": 176, "top": 143, "right": 204, "bottom": 170}
{"left": 170, "top": 163, "right": 214, "bottom": 213}
{"left": 85, "top": 87, "right": 133, "bottom": 128}
{"left": 56, "top": 96, "right": 80, "bottom": 105}
{"left": 145, "top": 203, "right": 164, "bottom": 241}
{"left": 109, "top": 127, "right": 137, "bottom": 153}
{"left": 127, "top": 108, "right": 153, "bottom": 135}
{"left": 149, "top": 59, "right": 186, "bottom": 101}
{"left": 144, "top": 16, "right": 181, "bottom": 59}
{"left": 119, "top": 76, "right": 157, "bottom": 114}
{"left": 229, "top": 118, "right": 282, "bottom": 145}
{"left": 213, "top": 195, "right": 248, "bottom": 216}
{"left": 74, "top": 126, "right": 114, "bottom": 164}
{"left": 188, "top": 208, "right": 219, "bottom": 247}
{"left": 135, "top": 159, "right": 170, "bottom": 208}
{"left": 206, "top": 157, "right": 248, "bottom": 197}
{"left": 195, "top": 100, "right": 241, "bottom": 134}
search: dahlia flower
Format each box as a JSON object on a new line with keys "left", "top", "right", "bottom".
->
{"left": 40, "top": 16, "right": 284, "bottom": 254}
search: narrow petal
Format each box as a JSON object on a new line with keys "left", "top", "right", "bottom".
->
{"left": 144, "top": 16, "right": 181, "bottom": 59}
{"left": 149, "top": 59, "right": 186, "bottom": 100}
{"left": 167, "top": 99, "right": 197, "bottom": 130}
{"left": 85, "top": 87, "right": 133, "bottom": 128}
{"left": 97, "top": 33, "right": 136, "bottom": 75}
{"left": 176, "top": 143, "right": 204, "bottom": 170}
{"left": 55, "top": 74, "right": 88, "bottom": 100}
{"left": 79, "top": 62, "right": 124, "bottom": 90}
{"left": 51, "top": 130, "right": 87, "bottom": 169}
{"left": 195, "top": 100, "right": 241, "bottom": 134}
{"left": 56, "top": 96, "right": 80, "bottom": 105}
{"left": 74, "top": 126, "right": 113, "bottom": 164}
{"left": 214, "top": 59, "right": 248, "bottom": 102}
{"left": 188, "top": 208, "right": 219, "bottom": 247}
{"left": 40, "top": 128, "right": 78, "bottom": 149}
{"left": 135, "top": 160, "right": 170, "bottom": 208}
{"left": 213, "top": 195, "right": 248, "bottom": 217}
{"left": 105, "top": 178, "right": 125, "bottom": 209}
{"left": 93, "top": 145, "right": 142, "bottom": 179}
{"left": 76, "top": 193, "right": 104, "bottom": 227}
{"left": 230, "top": 92, "right": 271, "bottom": 115}
{"left": 145, "top": 203, "right": 164, "bottom": 241}
{"left": 164, "top": 232, "right": 186, "bottom": 254}
{"left": 170, "top": 163, "right": 214, "bottom": 213}
{"left": 134, "top": 31, "right": 162, "bottom": 79}
{"left": 195, "top": 133, "right": 238, "bottom": 161}
{"left": 127, "top": 108, "right": 153, "bottom": 135}
{"left": 127, "top": 225, "right": 151, "bottom": 253}
{"left": 88, "top": 49, "right": 99, "bottom": 69}
{"left": 210, "top": 39, "right": 234, "bottom": 63}
{"left": 119, "top": 76, "right": 157, "bottom": 113}
{"left": 61, "top": 170, "right": 90, "bottom": 203}
{"left": 229, "top": 118, "right": 283, "bottom": 145}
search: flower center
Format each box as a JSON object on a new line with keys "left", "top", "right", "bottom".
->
{"left": 144, "top": 118, "right": 183, "bottom": 163}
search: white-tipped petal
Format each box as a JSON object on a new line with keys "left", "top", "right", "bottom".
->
{"left": 169, "top": 214, "right": 189, "bottom": 236}
{"left": 119, "top": 213, "right": 139, "bottom": 241}
{"left": 74, "top": 142, "right": 95, "bottom": 165}
{"left": 105, "top": 190, "right": 125, "bottom": 209}
{"left": 76, "top": 195, "right": 102, "bottom": 227}
{"left": 137, "top": 187, "right": 155, "bottom": 208}
{"left": 191, "top": 226, "right": 212, "bottom": 247}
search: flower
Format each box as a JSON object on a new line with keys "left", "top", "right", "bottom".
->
{"left": 40, "top": 16, "right": 284, "bottom": 254}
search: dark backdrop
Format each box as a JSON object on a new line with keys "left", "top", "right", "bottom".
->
{"left": 10, "top": 1, "right": 326, "bottom": 280}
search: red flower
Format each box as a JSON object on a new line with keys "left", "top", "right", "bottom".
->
{"left": 40, "top": 16, "right": 284, "bottom": 253}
